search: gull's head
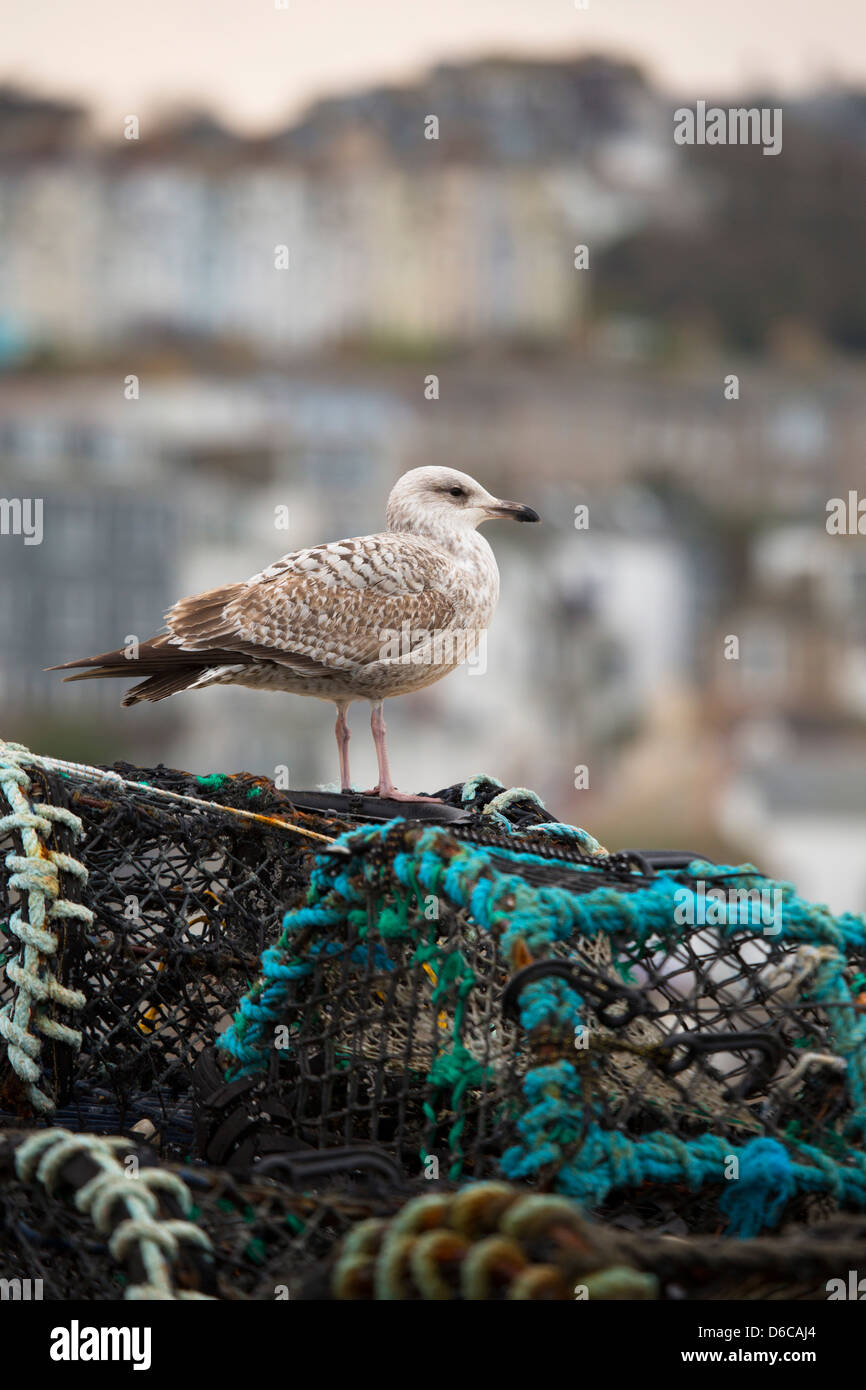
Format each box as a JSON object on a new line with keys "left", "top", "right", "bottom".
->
{"left": 386, "top": 466, "right": 540, "bottom": 539}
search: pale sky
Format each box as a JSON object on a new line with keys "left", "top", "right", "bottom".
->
{"left": 2, "top": 0, "right": 863, "bottom": 134}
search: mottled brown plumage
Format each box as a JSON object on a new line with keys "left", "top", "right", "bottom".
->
{"left": 50, "top": 467, "right": 539, "bottom": 799}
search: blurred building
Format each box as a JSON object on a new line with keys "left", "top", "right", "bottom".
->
{"left": 0, "top": 59, "right": 686, "bottom": 359}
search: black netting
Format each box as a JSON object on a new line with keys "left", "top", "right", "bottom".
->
{"left": 2, "top": 1129, "right": 864, "bottom": 1301}
{"left": 1, "top": 763, "right": 343, "bottom": 1141}
{"left": 197, "top": 829, "right": 864, "bottom": 1227}
{"left": 2, "top": 755, "right": 866, "bottom": 1297}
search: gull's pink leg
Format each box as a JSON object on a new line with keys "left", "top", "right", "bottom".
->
{"left": 335, "top": 702, "right": 352, "bottom": 792}
{"left": 363, "top": 700, "right": 440, "bottom": 802}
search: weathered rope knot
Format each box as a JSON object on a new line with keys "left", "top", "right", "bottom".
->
{"left": 6, "top": 853, "right": 60, "bottom": 897}
{"left": 0, "top": 739, "right": 92, "bottom": 1112}
{"left": 15, "top": 1129, "right": 213, "bottom": 1300}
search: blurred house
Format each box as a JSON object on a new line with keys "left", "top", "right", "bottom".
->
{"left": 720, "top": 752, "right": 866, "bottom": 915}
{"left": 0, "top": 57, "right": 686, "bottom": 359}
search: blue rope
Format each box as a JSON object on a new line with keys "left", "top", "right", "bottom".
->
{"left": 218, "top": 777, "right": 866, "bottom": 1231}
{"left": 718, "top": 1139, "right": 796, "bottom": 1237}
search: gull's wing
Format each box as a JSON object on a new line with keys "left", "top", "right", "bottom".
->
{"left": 163, "top": 532, "right": 462, "bottom": 673}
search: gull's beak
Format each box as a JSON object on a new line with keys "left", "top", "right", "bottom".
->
{"left": 484, "top": 499, "right": 541, "bottom": 523}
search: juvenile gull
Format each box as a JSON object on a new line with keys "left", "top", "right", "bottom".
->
{"left": 50, "top": 466, "right": 540, "bottom": 801}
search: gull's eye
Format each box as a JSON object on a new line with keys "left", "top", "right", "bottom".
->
{"left": 449, "top": 486, "right": 465, "bottom": 498}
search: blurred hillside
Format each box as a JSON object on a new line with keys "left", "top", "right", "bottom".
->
{"left": 2, "top": 54, "right": 866, "bottom": 909}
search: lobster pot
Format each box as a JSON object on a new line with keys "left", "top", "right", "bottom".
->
{"left": 0, "top": 757, "right": 324, "bottom": 1140}
{"left": 4, "top": 747, "right": 866, "bottom": 1238}
{"left": 4, "top": 1125, "right": 865, "bottom": 1301}
{"left": 212, "top": 825, "right": 866, "bottom": 1229}
{"left": 236, "top": 903, "right": 525, "bottom": 1174}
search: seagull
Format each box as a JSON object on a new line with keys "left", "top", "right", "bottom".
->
{"left": 50, "top": 466, "right": 540, "bottom": 801}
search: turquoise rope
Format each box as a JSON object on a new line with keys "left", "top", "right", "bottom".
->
{"left": 218, "top": 784, "right": 866, "bottom": 1232}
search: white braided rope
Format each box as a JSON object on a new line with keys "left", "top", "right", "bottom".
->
{"left": 15, "top": 1129, "right": 214, "bottom": 1300}
{"left": 0, "top": 742, "right": 91, "bottom": 1112}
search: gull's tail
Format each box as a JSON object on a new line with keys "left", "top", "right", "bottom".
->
{"left": 47, "top": 638, "right": 232, "bottom": 706}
